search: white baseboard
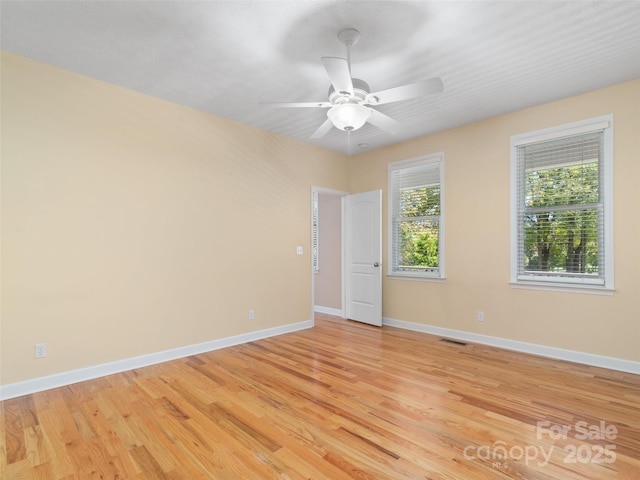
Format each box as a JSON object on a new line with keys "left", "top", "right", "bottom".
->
{"left": 0, "top": 319, "right": 313, "bottom": 401}
{"left": 5, "top": 317, "right": 635, "bottom": 401}
{"left": 313, "top": 305, "right": 344, "bottom": 317}
{"left": 383, "top": 317, "right": 640, "bottom": 375}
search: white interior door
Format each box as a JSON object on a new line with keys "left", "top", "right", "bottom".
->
{"left": 345, "top": 190, "right": 382, "bottom": 326}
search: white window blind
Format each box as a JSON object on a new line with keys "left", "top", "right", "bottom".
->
{"left": 513, "top": 120, "right": 612, "bottom": 288}
{"left": 389, "top": 155, "right": 443, "bottom": 278}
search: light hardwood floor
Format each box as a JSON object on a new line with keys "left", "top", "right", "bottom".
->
{"left": 2, "top": 314, "right": 639, "bottom": 479}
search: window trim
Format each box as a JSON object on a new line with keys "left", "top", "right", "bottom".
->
{"left": 509, "top": 115, "right": 614, "bottom": 292}
{"left": 388, "top": 153, "right": 445, "bottom": 280}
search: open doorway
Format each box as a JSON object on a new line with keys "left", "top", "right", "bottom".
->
{"left": 312, "top": 187, "right": 348, "bottom": 318}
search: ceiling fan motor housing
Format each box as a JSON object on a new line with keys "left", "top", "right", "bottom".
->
{"left": 329, "top": 78, "right": 370, "bottom": 105}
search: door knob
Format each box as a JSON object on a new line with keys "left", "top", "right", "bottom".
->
{"left": 373, "top": 262, "right": 380, "bottom": 267}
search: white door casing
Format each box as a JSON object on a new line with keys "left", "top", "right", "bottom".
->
{"left": 345, "top": 190, "right": 382, "bottom": 326}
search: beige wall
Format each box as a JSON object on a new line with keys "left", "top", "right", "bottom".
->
{"left": 0, "top": 52, "right": 349, "bottom": 385}
{"left": 1, "top": 52, "right": 638, "bottom": 389}
{"left": 348, "top": 79, "right": 640, "bottom": 362}
{"left": 314, "top": 193, "right": 342, "bottom": 310}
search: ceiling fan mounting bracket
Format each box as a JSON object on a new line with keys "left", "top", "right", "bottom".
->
{"left": 337, "top": 28, "right": 360, "bottom": 47}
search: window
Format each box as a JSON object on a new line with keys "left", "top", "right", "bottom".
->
{"left": 389, "top": 154, "right": 444, "bottom": 279}
{"left": 510, "top": 116, "right": 613, "bottom": 291}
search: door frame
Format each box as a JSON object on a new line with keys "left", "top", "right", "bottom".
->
{"left": 311, "top": 186, "right": 349, "bottom": 321}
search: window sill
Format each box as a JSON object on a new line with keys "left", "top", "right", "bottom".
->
{"left": 387, "top": 273, "right": 446, "bottom": 283}
{"left": 510, "top": 281, "right": 615, "bottom": 296}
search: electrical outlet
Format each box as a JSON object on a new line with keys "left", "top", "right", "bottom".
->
{"left": 477, "top": 311, "right": 485, "bottom": 322}
{"left": 248, "top": 309, "right": 255, "bottom": 320}
{"left": 35, "top": 343, "right": 47, "bottom": 358}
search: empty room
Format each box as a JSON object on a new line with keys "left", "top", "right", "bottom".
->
{"left": 1, "top": 1, "right": 639, "bottom": 479}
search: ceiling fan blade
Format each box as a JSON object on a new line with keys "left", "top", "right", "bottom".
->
{"left": 321, "top": 57, "right": 354, "bottom": 96}
{"left": 261, "top": 101, "right": 331, "bottom": 108}
{"left": 310, "top": 118, "right": 334, "bottom": 139}
{"left": 367, "top": 77, "right": 443, "bottom": 105}
{"left": 367, "top": 108, "right": 402, "bottom": 135}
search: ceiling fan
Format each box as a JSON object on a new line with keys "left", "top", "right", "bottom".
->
{"left": 263, "top": 28, "right": 444, "bottom": 139}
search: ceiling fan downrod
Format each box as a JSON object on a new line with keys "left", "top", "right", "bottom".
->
{"left": 337, "top": 28, "right": 360, "bottom": 75}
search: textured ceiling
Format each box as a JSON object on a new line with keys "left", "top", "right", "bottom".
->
{"left": 2, "top": 1, "right": 639, "bottom": 155}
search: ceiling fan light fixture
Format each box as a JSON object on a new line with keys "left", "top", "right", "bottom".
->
{"left": 327, "top": 104, "right": 371, "bottom": 132}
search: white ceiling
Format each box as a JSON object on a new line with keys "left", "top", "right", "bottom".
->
{"left": 2, "top": 1, "right": 639, "bottom": 155}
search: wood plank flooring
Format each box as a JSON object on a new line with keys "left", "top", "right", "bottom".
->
{"left": 2, "top": 313, "right": 639, "bottom": 479}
